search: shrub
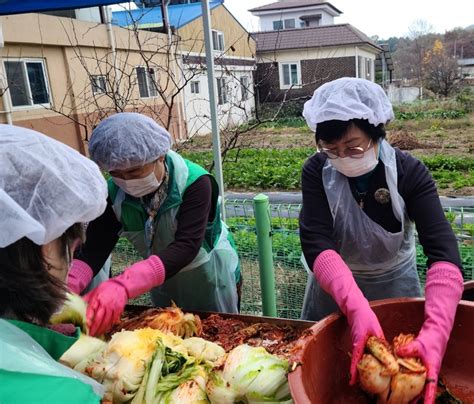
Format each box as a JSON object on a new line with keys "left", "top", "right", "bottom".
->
{"left": 395, "top": 109, "right": 466, "bottom": 120}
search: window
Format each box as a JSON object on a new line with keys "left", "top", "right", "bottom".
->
{"left": 272, "top": 20, "right": 283, "bottom": 30}
{"left": 240, "top": 76, "right": 249, "bottom": 101}
{"left": 212, "top": 30, "right": 225, "bottom": 51}
{"left": 91, "top": 75, "right": 107, "bottom": 95}
{"left": 216, "top": 77, "right": 227, "bottom": 105}
{"left": 190, "top": 80, "right": 200, "bottom": 94}
{"left": 136, "top": 66, "right": 158, "bottom": 98}
{"left": 280, "top": 62, "right": 301, "bottom": 88}
{"left": 284, "top": 19, "right": 295, "bottom": 29}
{"left": 4, "top": 59, "right": 50, "bottom": 107}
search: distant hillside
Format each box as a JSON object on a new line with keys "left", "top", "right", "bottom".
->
{"left": 377, "top": 26, "right": 473, "bottom": 80}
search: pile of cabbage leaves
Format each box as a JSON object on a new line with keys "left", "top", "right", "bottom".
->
{"left": 60, "top": 325, "right": 292, "bottom": 404}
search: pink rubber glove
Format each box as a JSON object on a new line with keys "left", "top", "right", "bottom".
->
{"left": 67, "top": 259, "right": 94, "bottom": 295}
{"left": 84, "top": 255, "right": 166, "bottom": 336}
{"left": 313, "top": 249, "right": 385, "bottom": 385}
{"left": 396, "top": 262, "right": 463, "bottom": 404}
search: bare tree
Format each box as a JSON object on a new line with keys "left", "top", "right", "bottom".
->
{"left": 28, "top": 9, "right": 323, "bottom": 165}
{"left": 407, "top": 19, "right": 434, "bottom": 97}
{"left": 423, "top": 39, "right": 464, "bottom": 97}
{"left": 35, "top": 12, "right": 204, "bottom": 143}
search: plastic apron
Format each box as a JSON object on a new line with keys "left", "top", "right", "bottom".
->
{"left": 113, "top": 151, "right": 239, "bottom": 314}
{"left": 0, "top": 319, "right": 103, "bottom": 404}
{"left": 83, "top": 255, "right": 111, "bottom": 294}
{"left": 301, "top": 140, "right": 421, "bottom": 321}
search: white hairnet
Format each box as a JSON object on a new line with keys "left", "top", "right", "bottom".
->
{"left": 0, "top": 125, "right": 107, "bottom": 248}
{"left": 89, "top": 113, "right": 173, "bottom": 171}
{"left": 303, "top": 77, "right": 394, "bottom": 132}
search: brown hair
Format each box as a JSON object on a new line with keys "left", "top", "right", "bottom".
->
{"left": 0, "top": 223, "right": 84, "bottom": 325}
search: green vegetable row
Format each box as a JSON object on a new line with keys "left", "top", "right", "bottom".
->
{"left": 181, "top": 148, "right": 473, "bottom": 192}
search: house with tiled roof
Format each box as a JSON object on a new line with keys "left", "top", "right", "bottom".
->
{"left": 113, "top": 1, "right": 256, "bottom": 136}
{"left": 250, "top": 0, "right": 383, "bottom": 102}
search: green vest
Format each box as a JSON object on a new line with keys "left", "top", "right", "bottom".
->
{"left": 109, "top": 151, "right": 224, "bottom": 252}
{"left": 109, "top": 151, "right": 240, "bottom": 313}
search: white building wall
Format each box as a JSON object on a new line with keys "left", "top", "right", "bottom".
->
{"left": 259, "top": 9, "right": 335, "bottom": 31}
{"left": 183, "top": 65, "right": 256, "bottom": 136}
{"left": 257, "top": 46, "right": 377, "bottom": 63}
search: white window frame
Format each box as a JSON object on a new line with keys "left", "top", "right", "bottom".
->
{"left": 3, "top": 58, "right": 51, "bottom": 109}
{"left": 240, "top": 76, "right": 249, "bottom": 101}
{"left": 216, "top": 77, "right": 228, "bottom": 105}
{"left": 279, "top": 62, "right": 302, "bottom": 89}
{"left": 90, "top": 74, "right": 107, "bottom": 95}
{"left": 284, "top": 18, "right": 295, "bottom": 29}
{"left": 212, "top": 30, "right": 225, "bottom": 52}
{"left": 136, "top": 66, "right": 159, "bottom": 98}
{"left": 272, "top": 20, "right": 283, "bottom": 30}
{"left": 190, "top": 80, "right": 200, "bottom": 94}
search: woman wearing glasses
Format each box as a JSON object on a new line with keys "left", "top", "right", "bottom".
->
{"left": 299, "top": 78, "right": 463, "bottom": 402}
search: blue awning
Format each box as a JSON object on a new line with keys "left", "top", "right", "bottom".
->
{"left": 0, "top": 1, "right": 129, "bottom": 16}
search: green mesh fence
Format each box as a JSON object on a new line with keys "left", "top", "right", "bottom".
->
{"left": 112, "top": 202, "right": 473, "bottom": 318}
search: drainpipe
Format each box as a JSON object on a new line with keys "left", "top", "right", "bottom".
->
{"left": 355, "top": 46, "right": 359, "bottom": 78}
{"left": 102, "top": 6, "right": 120, "bottom": 95}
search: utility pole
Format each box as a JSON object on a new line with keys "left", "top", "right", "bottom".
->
{"left": 201, "top": 0, "right": 226, "bottom": 220}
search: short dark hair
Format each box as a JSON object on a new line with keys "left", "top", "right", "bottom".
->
{"left": 315, "top": 119, "right": 386, "bottom": 144}
{"left": 0, "top": 223, "right": 84, "bottom": 325}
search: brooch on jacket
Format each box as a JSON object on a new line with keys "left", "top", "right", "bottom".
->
{"left": 374, "top": 188, "right": 391, "bottom": 204}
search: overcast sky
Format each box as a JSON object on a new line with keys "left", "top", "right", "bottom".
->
{"left": 224, "top": 0, "right": 474, "bottom": 39}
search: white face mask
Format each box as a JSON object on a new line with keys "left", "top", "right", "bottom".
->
{"left": 329, "top": 146, "right": 379, "bottom": 178}
{"left": 112, "top": 166, "right": 161, "bottom": 197}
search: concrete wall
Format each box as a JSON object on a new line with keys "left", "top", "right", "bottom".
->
{"left": 387, "top": 85, "right": 420, "bottom": 105}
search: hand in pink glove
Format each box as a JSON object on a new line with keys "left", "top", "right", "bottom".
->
{"left": 396, "top": 262, "right": 463, "bottom": 404}
{"left": 84, "top": 255, "right": 166, "bottom": 336}
{"left": 313, "top": 249, "right": 385, "bottom": 385}
{"left": 67, "top": 259, "right": 94, "bottom": 295}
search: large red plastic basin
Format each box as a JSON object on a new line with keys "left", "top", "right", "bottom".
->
{"left": 289, "top": 298, "right": 474, "bottom": 403}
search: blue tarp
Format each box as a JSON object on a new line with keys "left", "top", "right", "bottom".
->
{"left": 0, "top": 1, "right": 129, "bottom": 16}
{"left": 112, "top": 1, "right": 222, "bottom": 29}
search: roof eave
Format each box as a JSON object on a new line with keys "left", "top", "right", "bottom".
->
{"left": 256, "top": 41, "right": 382, "bottom": 53}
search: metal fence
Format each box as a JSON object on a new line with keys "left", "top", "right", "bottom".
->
{"left": 112, "top": 201, "right": 473, "bottom": 319}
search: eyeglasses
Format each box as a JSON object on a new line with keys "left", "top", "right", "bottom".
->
{"left": 318, "top": 139, "right": 373, "bottom": 159}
